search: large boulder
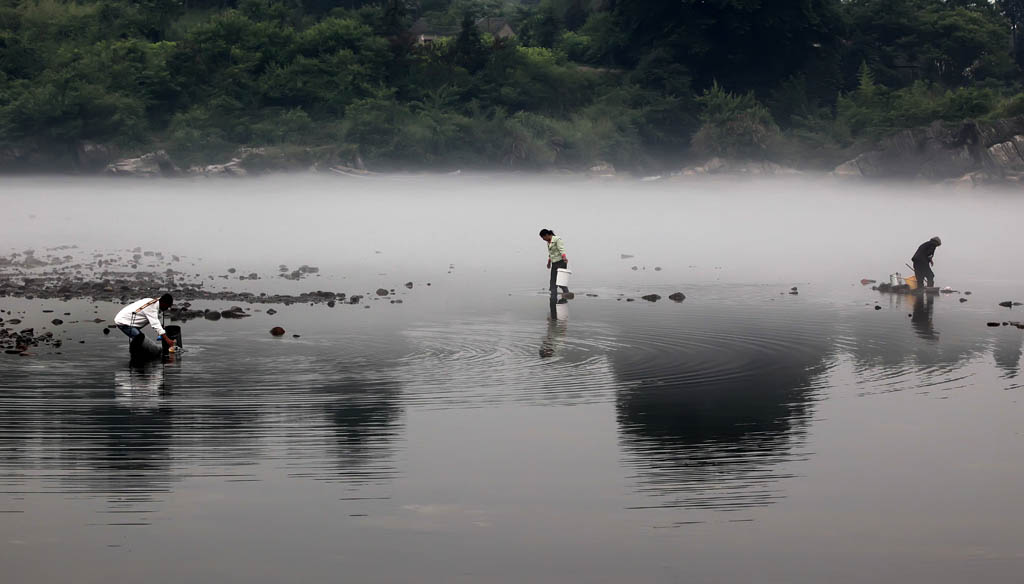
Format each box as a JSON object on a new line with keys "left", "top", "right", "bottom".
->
{"left": 190, "top": 158, "right": 248, "bottom": 177}
{"left": 833, "top": 118, "right": 1024, "bottom": 181}
{"left": 677, "top": 157, "right": 800, "bottom": 177}
{"left": 105, "top": 150, "right": 181, "bottom": 177}
{"left": 76, "top": 141, "right": 116, "bottom": 172}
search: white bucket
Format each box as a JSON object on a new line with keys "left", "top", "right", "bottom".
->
{"left": 555, "top": 302, "right": 568, "bottom": 320}
{"left": 890, "top": 273, "right": 901, "bottom": 286}
{"left": 556, "top": 268, "right": 572, "bottom": 287}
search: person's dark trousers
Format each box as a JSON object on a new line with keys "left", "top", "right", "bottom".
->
{"left": 549, "top": 260, "right": 568, "bottom": 296}
{"left": 913, "top": 262, "right": 935, "bottom": 288}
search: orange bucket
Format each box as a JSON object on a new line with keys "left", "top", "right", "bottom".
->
{"left": 904, "top": 274, "right": 918, "bottom": 290}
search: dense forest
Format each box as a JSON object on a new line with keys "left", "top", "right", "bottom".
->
{"left": 3, "top": 0, "right": 1024, "bottom": 172}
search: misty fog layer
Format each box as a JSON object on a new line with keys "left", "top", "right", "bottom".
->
{"left": 3, "top": 175, "right": 1022, "bottom": 291}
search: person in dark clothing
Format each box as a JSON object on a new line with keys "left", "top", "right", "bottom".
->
{"left": 911, "top": 236, "right": 942, "bottom": 289}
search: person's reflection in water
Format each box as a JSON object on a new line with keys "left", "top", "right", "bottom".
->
{"left": 114, "top": 360, "right": 170, "bottom": 411}
{"left": 540, "top": 298, "right": 568, "bottom": 358}
{"left": 911, "top": 293, "right": 937, "bottom": 341}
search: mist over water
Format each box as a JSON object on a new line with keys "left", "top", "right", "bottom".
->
{"left": 2, "top": 175, "right": 1023, "bottom": 583}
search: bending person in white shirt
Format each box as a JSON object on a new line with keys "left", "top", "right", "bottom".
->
{"left": 114, "top": 294, "right": 175, "bottom": 349}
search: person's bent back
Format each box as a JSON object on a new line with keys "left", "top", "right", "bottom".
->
{"left": 114, "top": 293, "right": 175, "bottom": 348}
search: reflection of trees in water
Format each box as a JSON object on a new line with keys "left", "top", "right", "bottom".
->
{"left": 316, "top": 378, "right": 404, "bottom": 484}
{"left": 993, "top": 331, "right": 1023, "bottom": 379}
{"left": 611, "top": 313, "right": 834, "bottom": 512}
{"left": 844, "top": 294, "right": 998, "bottom": 382}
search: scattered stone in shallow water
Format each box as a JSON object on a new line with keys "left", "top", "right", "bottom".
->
{"left": 51, "top": 319, "right": 63, "bottom": 325}
{"left": 228, "top": 268, "right": 236, "bottom": 274}
{"left": 405, "top": 282, "right": 414, "bottom": 289}
{"left": 631, "top": 266, "right": 638, "bottom": 271}
{"left": 960, "top": 298, "right": 968, "bottom": 303}
{"left": 375, "top": 288, "right": 390, "bottom": 296}
{"left": 103, "top": 328, "right": 110, "bottom": 335}
{"left": 266, "top": 308, "right": 278, "bottom": 315}
{"left": 586, "top": 293, "right": 598, "bottom": 297}
{"left": 641, "top": 294, "right": 661, "bottom": 302}
{"left": 8, "top": 319, "right": 21, "bottom": 325}
{"left": 327, "top": 300, "right": 336, "bottom": 307}
{"left": 270, "top": 327, "right": 285, "bottom": 336}
{"left": 626, "top": 298, "right": 635, "bottom": 302}
{"left": 987, "top": 322, "right": 1001, "bottom": 327}
{"left": 999, "top": 301, "right": 1014, "bottom": 308}
{"left": 620, "top": 254, "right": 634, "bottom": 259}
{"left": 654, "top": 267, "right": 662, "bottom": 271}
{"left": 965, "top": 291, "right": 972, "bottom": 295}
{"left": 204, "top": 311, "right": 221, "bottom": 321}
{"left": 292, "top": 334, "right": 301, "bottom": 338}
{"left": 668, "top": 292, "right": 686, "bottom": 302}
{"left": 874, "top": 305, "right": 882, "bottom": 310}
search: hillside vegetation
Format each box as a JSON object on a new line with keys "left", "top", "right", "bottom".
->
{"left": 3, "top": 0, "right": 1024, "bottom": 171}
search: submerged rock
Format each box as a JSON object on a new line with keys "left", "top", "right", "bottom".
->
{"left": 641, "top": 294, "right": 661, "bottom": 302}
{"left": 999, "top": 301, "right": 1014, "bottom": 308}
{"left": 204, "top": 311, "right": 221, "bottom": 321}
{"left": 376, "top": 288, "right": 389, "bottom": 296}
{"left": 270, "top": 327, "right": 285, "bottom": 336}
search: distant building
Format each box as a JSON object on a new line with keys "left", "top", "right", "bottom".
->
{"left": 410, "top": 18, "right": 459, "bottom": 45}
{"left": 410, "top": 16, "right": 517, "bottom": 45}
{"left": 475, "top": 17, "right": 516, "bottom": 40}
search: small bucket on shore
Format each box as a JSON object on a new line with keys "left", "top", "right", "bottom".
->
{"left": 905, "top": 274, "right": 918, "bottom": 290}
{"left": 556, "top": 268, "right": 572, "bottom": 287}
{"left": 890, "top": 273, "right": 902, "bottom": 286}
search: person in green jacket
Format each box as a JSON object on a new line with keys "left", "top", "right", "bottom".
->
{"left": 539, "top": 229, "right": 569, "bottom": 296}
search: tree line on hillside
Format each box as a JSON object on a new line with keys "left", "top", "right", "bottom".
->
{"left": 2, "top": 0, "right": 1024, "bottom": 171}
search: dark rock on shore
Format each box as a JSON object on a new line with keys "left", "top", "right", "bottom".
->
{"left": 668, "top": 292, "right": 686, "bottom": 302}
{"left": 641, "top": 294, "right": 661, "bottom": 302}
{"left": 204, "top": 311, "right": 221, "bottom": 321}
{"left": 833, "top": 118, "right": 1024, "bottom": 184}
{"left": 220, "top": 307, "right": 250, "bottom": 318}
{"left": 270, "top": 327, "right": 286, "bottom": 336}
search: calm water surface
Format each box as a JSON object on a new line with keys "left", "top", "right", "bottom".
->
{"left": 1, "top": 176, "right": 1023, "bottom": 583}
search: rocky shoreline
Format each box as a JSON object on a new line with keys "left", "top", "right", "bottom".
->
{"left": 6, "top": 117, "right": 1024, "bottom": 186}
